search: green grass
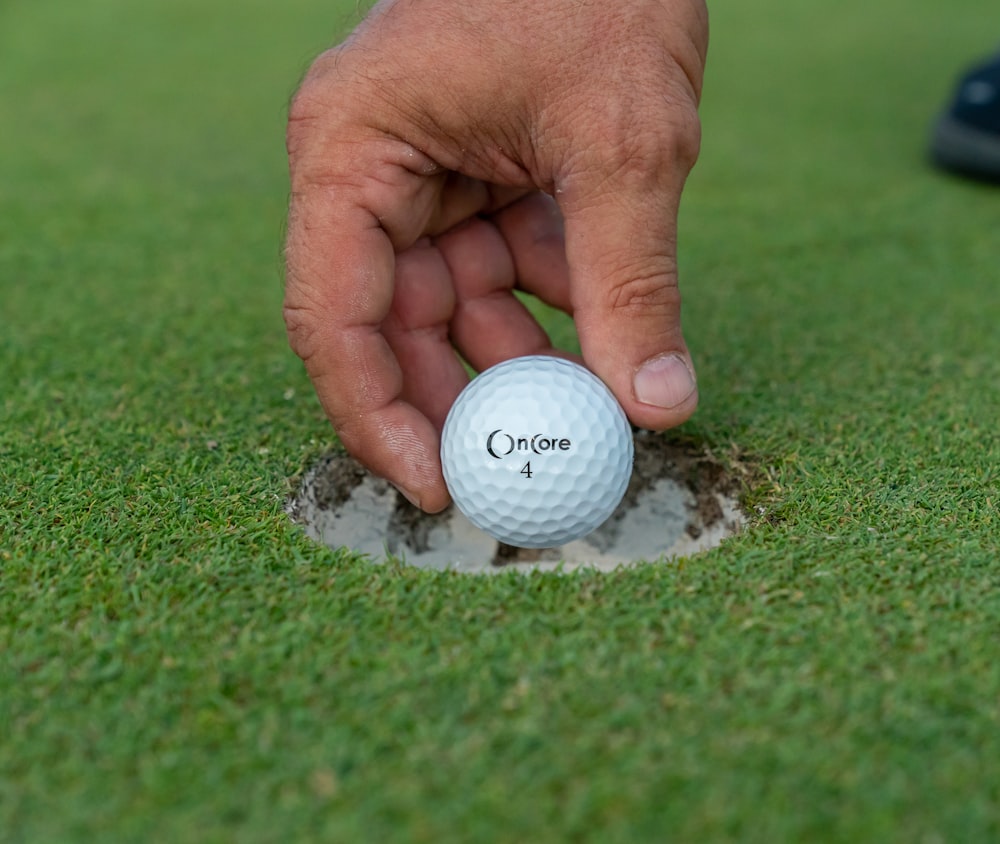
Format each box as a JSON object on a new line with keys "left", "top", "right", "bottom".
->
{"left": 2, "top": 0, "right": 1000, "bottom": 840}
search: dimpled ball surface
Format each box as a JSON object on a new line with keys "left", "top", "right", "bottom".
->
{"left": 441, "top": 356, "right": 634, "bottom": 548}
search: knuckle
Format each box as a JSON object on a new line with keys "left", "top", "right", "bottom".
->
{"left": 564, "top": 96, "right": 702, "bottom": 195}
{"left": 285, "top": 104, "right": 312, "bottom": 163}
{"left": 282, "top": 276, "right": 327, "bottom": 365}
{"left": 666, "top": 103, "right": 702, "bottom": 171}
{"left": 286, "top": 47, "right": 351, "bottom": 163}
{"left": 605, "top": 265, "right": 680, "bottom": 317}
{"left": 282, "top": 300, "right": 319, "bottom": 363}
{"left": 614, "top": 105, "right": 701, "bottom": 182}
{"left": 286, "top": 76, "right": 323, "bottom": 159}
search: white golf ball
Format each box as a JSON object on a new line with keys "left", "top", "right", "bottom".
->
{"left": 440, "top": 355, "right": 634, "bottom": 548}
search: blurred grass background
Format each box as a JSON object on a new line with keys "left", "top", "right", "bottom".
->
{"left": 2, "top": 0, "right": 1000, "bottom": 840}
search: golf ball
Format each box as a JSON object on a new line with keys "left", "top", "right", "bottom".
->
{"left": 440, "top": 355, "right": 634, "bottom": 548}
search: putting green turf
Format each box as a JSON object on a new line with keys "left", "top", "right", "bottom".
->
{"left": 3, "top": 0, "right": 1000, "bottom": 840}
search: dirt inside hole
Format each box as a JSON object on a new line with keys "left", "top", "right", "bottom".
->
{"left": 287, "top": 431, "right": 748, "bottom": 573}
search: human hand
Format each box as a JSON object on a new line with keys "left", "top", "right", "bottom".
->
{"left": 284, "top": 0, "right": 708, "bottom": 512}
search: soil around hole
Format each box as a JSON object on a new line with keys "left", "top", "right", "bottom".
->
{"left": 287, "top": 431, "right": 748, "bottom": 573}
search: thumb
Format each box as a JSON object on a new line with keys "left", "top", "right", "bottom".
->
{"left": 559, "top": 120, "right": 700, "bottom": 431}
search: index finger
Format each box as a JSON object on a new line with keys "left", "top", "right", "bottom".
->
{"left": 284, "top": 192, "right": 451, "bottom": 512}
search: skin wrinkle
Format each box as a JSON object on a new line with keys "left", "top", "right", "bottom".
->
{"left": 385, "top": 322, "right": 452, "bottom": 343}
{"left": 599, "top": 232, "right": 679, "bottom": 285}
{"left": 606, "top": 270, "right": 680, "bottom": 318}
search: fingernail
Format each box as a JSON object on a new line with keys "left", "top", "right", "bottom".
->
{"left": 633, "top": 354, "right": 697, "bottom": 409}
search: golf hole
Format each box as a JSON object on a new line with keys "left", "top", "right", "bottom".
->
{"left": 286, "top": 431, "right": 748, "bottom": 574}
